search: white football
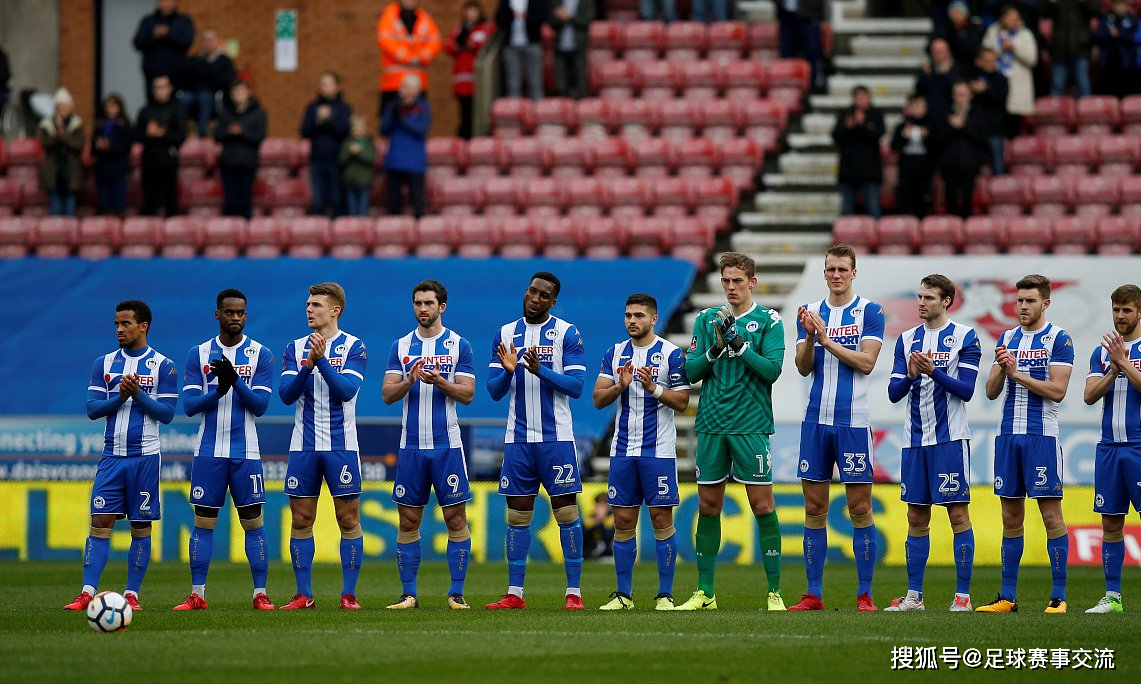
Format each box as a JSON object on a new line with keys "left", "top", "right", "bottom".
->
{"left": 86, "top": 591, "right": 132, "bottom": 632}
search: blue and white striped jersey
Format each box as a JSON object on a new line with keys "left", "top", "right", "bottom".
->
{"left": 796, "top": 295, "right": 886, "bottom": 428}
{"left": 601, "top": 337, "right": 689, "bottom": 458}
{"left": 892, "top": 321, "right": 982, "bottom": 447}
{"left": 182, "top": 336, "right": 274, "bottom": 460}
{"left": 87, "top": 347, "right": 179, "bottom": 457}
{"left": 1088, "top": 338, "right": 1141, "bottom": 444}
{"left": 386, "top": 327, "right": 475, "bottom": 450}
{"left": 489, "top": 316, "right": 586, "bottom": 443}
{"left": 281, "top": 331, "right": 367, "bottom": 452}
{"left": 995, "top": 322, "right": 1075, "bottom": 437}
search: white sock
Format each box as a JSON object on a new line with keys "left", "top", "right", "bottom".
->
{"left": 82, "top": 584, "right": 96, "bottom": 596}
{"left": 566, "top": 588, "right": 581, "bottom": 597}
{"left": 507, "top": 586, "right": 524, "bottom": 598}
{"left": 124, "top": 590, "right": 138, "bottom": 598}
{"left": 192, "top": 584, "right": 206, "bottom": 598}
{"left": 955, "top": 592, "right": 969, "bottom": 599}
{"left": 905, "top": 589, "right": 921, "bottom": 601}
{"left": 253, "top": 587, "right": 266, "bottom": 599}
{"left": 1108, "top": 591, "right": 1122, "bottom": 599}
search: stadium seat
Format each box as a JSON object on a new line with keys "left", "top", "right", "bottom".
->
{"left": 454, "top": 216, "right": 499, "bottom": 258}
{"left": 0, "top": 139, "right": 7, "bottom": 172}
{"left": 77, "top": 217, "right": 122, "bottom": 259}
{"left": 30, "top": 217, "right": 76, "bottom": 258}
{"left": 160, "top": 216, "right": 205, "bottom": 258}
{"left": 1029, "top": 175, "right": 1075, "bottom": 214}
{"left": 722, "top": 60, "right": 767, "bottom": 101}
{"left": 372, "top": 216, "right": 414, "bottom": 257}
{"left": 1051, "top": 215, "right": 1096, "bottom": 254}
{"left": 874, "top": 216, "right": 919, "bottom": 255}
{"left": 540, "top": 217, "right": 583, "bottom": 259}
{"left": 490, "top": 97, "right": 535, "bottom": 137}
{"left": 435, "top": 177, "right": 486, "bottom": 215}
{"left": 637, "top": 60, "right": 681, "bottom": 100}
{"left": 1005, "top": 216, "right": 1053, "bottom": 254}
{"left": 1031, "top": 96, "right": 1075, "bottom": 132}
{"left": 6, "top": 138, "right": 43, "bottom": 167}
{"left": 678, "top": 61, "right": 722, "bottom": 100}
{"left": 707, "top": 21, "right": 748, "bottom": 63}
{"left": 588, "top": 20, "right": 622, "bottom": 62}
{"left": 580, "top": 216, "right": 625, "bottom": 258}
{"left": 1122, "top": 95, "right": 1141, "bottom": 134}
{"left": 739, "top": 98, "right": 787, "bottom": 133}
{"left": 574, "top": 98, "right": 614, "bottom": 137}
{"left": 631, "top": 137, "right": 675, "bottom": 177}
{"left": 664, "top": 21, "right": 707, "bottom": 62}
{"left": 1074, "top": 175, "right": 1120, "bottom": 216}
{"left": 201, "top": 217, "right": 247, "bottom": 259}
{"left": 415, "top": 216, "right": 454, "bottom": 257}
{"left": 0, "top": 178, "right": 23, "bottom": 215}
{"left": 986, "top": 175, "right": 1029, "bottom": 214}
{"left": 1076, "top": 96, "right": 1120, "bottom": 134}
{"left": 747, "top": 21, "right": 780, "bottom": 61}
{"left": 1119, "top": 176, "right": 1141, "bottom": 217}
{"left": 657, "top": 100, "right": 700, "bottom": 141}
{"left": 615, "top": 99, "right": 660, "bottom": 139}
{"left": 258, "top": 138, "right": 298, "bottom": 181}
{"left": 1096, "top": 135, "right": 1141, "bottom": 172}
{"left": 594, "top": 61, "right": 637, "bottom": 100}
{"left": 608, "top": 177, "right": 649, "bottom": 218}
{"left": 534, "top": 98, "right": 577, "bottom": 137}
{"left": 917, "top": 216, "right": 964, "bottom": 255}
{"left": 1096, "top": 215, "right": 1141, "bottom": 255}
{"left": 243, "top": 218, "right": 284, "bottom": 258}
{"left": 700, "top": 99, "right": 743, "bottom": 140}
{"left": 626, "top": 216, "right": 673, "bottom": 257}
{"left": 622, "top": 21, "right": 665, "bottom": 61}
{"left": 1006, "top": 136, "right": 1052, "bottom": 171}
{"left": 589, "top": 137, "right": 633, "bottom": 177}
{"left": 119, "top": 217, "right": 162, "bottom": 258}
{"left": 689, "top": 177, "right": 737, "bottom": 231}
{"left": 1052, "top": 135, "right": 1096, "bottom": 170}
{"left": 426, "top": 137, "right": 467, "bottom": 173}
{"left": 671, "top": 215, "right": 716, "bottom": 266}
{"left": 503, "top": 138, "right": 551, "bottom": 177}
{"left": 718, "top": 137, "right": 762, "bottom": 191}
{"left": 648, "top": 176, "right": 693, "bottom": 216}
{"left": 182, "top": 177, "right": 223, "bottom": 216}
{"left": 465, "top": 138, "right": 506, "bottom": 177}
{"left": 565, "top": 177, "right": 608, "bottom": 217}
{"left": 0, "top": 216, "right": 36, "bottom": 258}
{"left": 523, "top": 177, "right": 565, "bottom": 216}
{"left": 264, "top": 178, "right": 310, "bottom": 216}
{"left": 548, "top": 138, "right": 592, "bottom": 177}
{"left": 962, "top": 216, "right": 1008, "bottom": 254}
{"left": 832, "top": 216, "right": 876, "bottom": 253}
{"left": 328, "top": 217, "right": 374, "bottom": 258}
{"left": 180, "top": 138, "right": 217, "bottom": 172}
{"left": 483, "top": 177, "right": 525, "bottom": 216}
{"left": 673, "top": 138, "right": 718, "bottom": 178}
{"left": 497, "top": 216, "right": 540, "bottom": 258}
{"left": 767, "top": 59, "right": 810, "bottom": 97}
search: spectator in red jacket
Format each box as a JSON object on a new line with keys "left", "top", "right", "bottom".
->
{"left": 445, "top": 1, "right": 495, "bottom": 140}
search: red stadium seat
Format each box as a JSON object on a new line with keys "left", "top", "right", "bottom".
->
{"left": 918, "top": 216, "right": 964, "bottom": 254}
{"left": 594, "top": 61, "right": 637, "bottom": 100}
{"left": 631, "top": 137, "right": 675, "bottom": 177}
{"left": 1076, "top": 96, "right": 1120, "bottom": 133}
{"left": 483, "top": 177, "right": 525, "bottom": 216}
{"left": 722, "top": 60, "right": 767, "bottom": 101}
{"left": 182, "top": 177, "right": 223, "bottom": 216}
{"left": 31, "top": 217, "right": 76, "bottom": 258}
{"left": 1122, "top": 95, "right": 1141, "bottom": 133}
{"left": 264, "top": 178, "right": 310, "bottom": 216}
{"left": 1051, "top": 215, "right": 1096, "bottom": 254}
{"left": 832, "top": 216, "right": 876, "bottom": 253}
{"left": 548, "top": 138, "right": 592, "bottom": 177}
{"left": 664, "top": 21, "right": 707, "bottom": 61}
{"left": 497, "top": 216, "right": 540, "bottom": 258}
{"left": 767, "top": 59, "right": 810, "bottom": 90}
{"left": 435, "top": 177, "right": 486, "bottom": 215}
{"left": 678, "top": 61, "right": 722, "bottom": 100}
{"left": 503, "top": 138, "right": 551, "bottom": 177}
{"left": 540, "top": 217, "right": 583, "bottom": 259}
{"left": 986, "top": 175, "right": 1029, "bottom": 214}
{"left": 119, "top": 217, "right": 162, "bottom": 258}
{"left": 708, "top": 21, "right": 748, "bottom": 63}
{"left": 574, "top": 98, "right": 614, "bottom": 137}
{"left": 0, "top": 139, "right": 7, "bottom": 171}
{"left": 201, "top": 217, "right": 247, "bottom": 259}
{"left": 490, "top": 98, "right": 535, "bottom": 137}
{"left": 615, "top": 99, "right": 660, "bottom": 139}
{"left": 1031, "top": 96, "right": 1075, "bottom": 132}
{"left": 580, "top": 216, "right": 625, "bottom": 258}
{"left": 1096, "top": 135, "right": 1141, "bottom": 169}
{"left": 523, "top": 177, "right": 565, "bottom": 215}
{"left": 415, "top": 216, "right": 454, "bottom": 257}
{"left": 534, "top": 98, "right": 577, "bottom": 137}
{"left": 1074, "top": 175, "right": 1121, "bottom": 216}
{"left": 671, "top": 214, "right": 716, "bottom": 252}
{"left": 637, "top": 60, "right": 680, "bottom": 100}
{"left": 329, "top": 217, "right": 374, "bottom": 258}
{"left": 1005, "top": 216, "right": 1053, "bottom": 254}
{"left": 962, "top": 216, "right": 1008, "bottom": 253}
{"left": 565, "top": 177, "right": 608, "bottom": 217}
{"left": 622, "top": 21, "right": 665, "bottom": 61}
{"left": 700, "top": 99, "right": 743, "bottom": 139}
{"left": 626, "top": 216, "right": 673, "bottom": 257}
{"left": 747, "top": 22, "right": 780, "bottom": 61}
{"left": 77, "top": 217, "right": 122, "bottom": 259}
{"left": 6, "top": 138, "right": 43, "bottom": 167}
{"left": 607, "top": 177, "right": 649, "bottom": 218}
{"left": 1096, "top": 215, "right": 1141, "bottom": 255}
{"left": 589, "top": 137, "right": 633, "bottom": 177}
{"left": 258, "top": 138, "right": 298, "bottom": 181}
{"left": 1006, "top": 136, "right": 1053, "bottom": 171}
{"left": 160, "top": 216, "right": 204, "bottom": 258}
{"left": 588, "top": 21, "right": 623, "bottom": 57}
{"left": 180, "top": 138, "right": 217, "bottom": 171}
{"left": 0, "top": 178, "right": 23, "bottom": 215}
{"left": 0, "top": 216, "right": 36, "bottom": 258}
{"left": 426, "top": 137, "right": 467, "bottom": 173}
{"left": 689, "top": 177, "right": 737, "bottom": 231}
{"left": 454, "top": 216, "right": 499, "bottom": 258}
{"left": 648, "top": 176, "right": 693, "bottom": 215}
{"left": 673, "top": 138, "right": 718, "bottom": 178}
{"left": 242, "top": 218, "right": 284, "bottom": 258}
{"left": 658, "top": 100, "right": 701, "bottom": 141}
{"left": 464, "top": 138, "right": 506, "bottom": 177}
{"left": 1052, "top": 136, "right": 1096, "bottom": 168}
{"left": 1029, "top": 175, "right": 1075, "bottom": 215}
{"left": 875, "top": 216, "right": 919, "bottom": 255}
{"left": 718, "top": 137, "right": 762, "bottom": 191}
{"left": 739, "top": 99, "right": 787, "bottom": 131}
{"left": 373, "top": 216, "right": 415, "bottom": 257}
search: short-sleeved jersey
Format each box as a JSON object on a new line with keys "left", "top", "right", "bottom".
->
{"left": 687, "top": 303, "right": 785, "bottom": 435}
{"left": 601, "top": 337, "right": 690, "bottom": 458}
{"left": 1088, "top": 338, "right": 1141, "bottom": 444}
{"left": 489, "top": 315, "right": 586, "bottom": 443}
{"left": 281, "top": 331, "right": 367, "bottom": 452}
{"left": 995, "top": 322, "right": 1075, "bottom": 437}
{"left": 183, "top": 336, "right": 274, "bottom": 460}
{"left": 796, "top": 295, "right": 886, "bottom": 428}
{"left": 87, "top": 347, "right": 179, "bottom": 457}
{"left": 386, "top": 327, "right": 475, "bottom": 450}
{"left": 892, "top": 320, "right": 982, "bottom": 447}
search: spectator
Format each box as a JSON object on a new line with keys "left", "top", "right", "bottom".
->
{"left": 1092, "top": 1, "right": 1140, "bottom": 98}
{"left": 914, "top": 38, "right": 961, "bottom": 126}
{"left": 1043, "top": 0, "right": 1097, "bottom": 98}
{"left": 340, "top": 115, "right": 377, "bottom": 217}
{"left": 937, "top": 1, "right": 984, "bottom": 67}
{"left": 551, "top": 0, "right": 595, "bottom": 100}
{"left": 891, "top": 94, "right": 935, "bottom": 218}
{"left": 376, "top": 0, "right": 442, "bottom": 117}
{"left": 135, "top": 75, "right": 186, "bottom": 217}
{"left": 497, "top": 0, "right": 551, "bottom": 101}
{"left": 215, "top": 80, "right": 266, "bottom": 220}
{"left": 132, "top": 0, "right": 194, "bottom": 102}
{"left": 639, "top": 0, "right": 677, "bottom": 22}
{"left": 584, "top": 491, "right": 614, "bottom": 561}
{"left": 937, "top": 80, "right": 988, "bottom": 219}
{"left": 0, "top": 46, "right": 10, "bottom": 114}
{"left": 445, "top": 1, "right": 496, "bottom": 140}
{"left": 832, "top": 85, "right": 885, "bottom": 219}
{"left": 692, "top": 0, "right": 730, "bottom": 23}
{"left": 91, "top": 94, "right": 133, "bottom": 217}
{"left": 300, "top": 72, "right": 352, "bottom": 218}
{"left": 966, "top": 47, "right": 1009, "bottom": 174}
{"left": 381, "top": 74, "right": 431, "bottom": 218}
{"left": 178, "top": 28, "right": 236, "bottom": 137}
{"left": 778, "top": 0, "right": 827, "bottom": 91}
{"left": 981, "top": 5, "right": 1037, "bottom": 136}
{"left": 38, "top": 88, "right": 84, "bottom": 217}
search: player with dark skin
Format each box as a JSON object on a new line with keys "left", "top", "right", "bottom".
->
{"left": 495, "top": 277, "right": 578, "bottom": 517}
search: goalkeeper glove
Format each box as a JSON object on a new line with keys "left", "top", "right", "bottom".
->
{"left": 717, "top": 306, "right": 745, "bottom": 353}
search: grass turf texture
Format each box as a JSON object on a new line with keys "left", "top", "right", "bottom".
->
{"left": 1, "top": 562, "right": 1138, "bottom": 683}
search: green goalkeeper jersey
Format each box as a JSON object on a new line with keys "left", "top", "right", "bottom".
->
{"left": 686, "top": 302, "right": 785, "bottom": 435}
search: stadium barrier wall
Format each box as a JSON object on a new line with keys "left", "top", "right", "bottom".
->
{"left": 2, "top": 482, "right": 1134, "bottom": 567}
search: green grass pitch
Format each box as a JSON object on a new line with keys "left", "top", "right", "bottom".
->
{"left": 1, "top": 561, "right": 1138, "bottom": 683}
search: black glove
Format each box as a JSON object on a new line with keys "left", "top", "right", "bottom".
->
{"left": 210, "top": 356, "right": 238, "bottom": 394}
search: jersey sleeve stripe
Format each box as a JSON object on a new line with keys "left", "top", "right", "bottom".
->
{"left": 1049, "top": 361, "right": 1074, "bottom": 367}
{"left": 281, "top": 370, "right": 299, "bottom": 376}
{"left": 959, "top": 363, "right": 979, "bottom": 371}
{"left": 455, "top": 371, "right": 476, "bottom": 378}
{"left": 861, "top": 335, "right": 884, "bottom": 342}
{"left": 156, "top": 393, "right": 179, "bottom": 398}
{"left": 1086, "top": 370, "right": 1104, "bottom": 378}
{"left": 343, "top": 369, "right": 365, "bottom": 380}
{"left": 489, "top": 362, "right": 503, "bottom": 369}
{"left": 88, "top": 385, "right": 105, "bottom": 391}
{"left": 564, "top": 364, "right": 587, "bottom": 371}
{"left": 890, "top": 373, "right": 906, "bottom": 379}
{"left": 252, "top": 385, "right": 272, "bottom": 392}
{"left": 183, "top": 384, "right": 203, "bottom": 391}
{"left": 384, "top": 369, "right": 404, "bottom": 376}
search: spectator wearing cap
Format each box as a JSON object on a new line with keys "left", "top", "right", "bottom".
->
{"left": 832, "top": 85, "right": 885, "bottom": 219}
{"left": 936, "top": 1, "right": 984, "bottom": 66}
{"left": 39, "top": 88, "right": 85, "bottom": 217}
{"left": 981, "top": 5, "right": 1037, "bottom": 137}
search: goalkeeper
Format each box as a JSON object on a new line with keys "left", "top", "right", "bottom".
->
{"left": 674, "top": 252, "right": 787, "bottom": 611}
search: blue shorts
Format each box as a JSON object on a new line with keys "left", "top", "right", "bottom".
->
{"left": 1093, "top": 443, "right": 1141, "bottom": 514}
{"left": 993, "top": 434, "right": 1063, "bottom": 499}
{"left": 498, "top": 442, "right": 582, "bottom": 497}
{"left": 900, "top": 440, "right": 971, "bottom": 506}
{"left": 393, "top": 447, "right": 472, "bottom": 508}
{"left": 285, "top": 450, "right": 362, "bottom": 498}
{"left": 608, "top": 457, "right": 680, "bottom": 508}
{"left": 798, "top": 422, "right": 874, "bottom": 483}
{"left": 90, "top": 455, "right": 161, "bottom": 521}
{"left": 190, "top": 457, "right": 266, "bottom": 509}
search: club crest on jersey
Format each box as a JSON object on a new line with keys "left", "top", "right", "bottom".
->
{"left": 334, "top": 344, "right": 348, "bottom": 355}
{"left": 287, "top": 477, "right": 299, "bottom": 490}
{"left": 746, "top": 321, "right": 760, "bottom": 332}
{"left": 1095, "top": 494, "right": 1105, "bottom": 508}
{"left": 395, "top": 485, "right": 406, "bottom": 498}
{"left": 650, "top": 352, "right": 664, "bottom": 365}
{"left": 244, "top": 347, "right": 257, "bottom": 357}
{"left": 545, "top": 328, "right": 558, "bottom": 340}
{"left": 92, "top": 496, "right": 106, "bottom": 509}
{"left": 943, "top": 337, "right": 956, "bottom": 347}
{"left": 1042, "top": 335, "right": 1052, "bottom": 344}
{"left": 851, "top": 308, "right": 862, "bottom": 316}
{"left": 146, "top": 358, "right": 159, "bottom": 369}
{"left": 192, "top": 486, "right": 204, "bottom": 500}
{"left": 442, "top": 338, "right": 456, "bottom": 348}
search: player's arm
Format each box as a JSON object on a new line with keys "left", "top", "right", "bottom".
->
{"left": 382, "top": 341, "right": 414, "bottom": 405}
{"left": 640, "top": 363, "right": 690, "bottom": 412}
{"left": 316, "top": 341, "right": 366, "bottom": 402}
{"left": 985, "top": 341, "right": 1009, "bottom": 400}
{"left": 432, "top": 338, "right": 477, "bottom": 406}
{"left": 230, "top": 349, "right": 273, "bottom": 417}
{"left": 86, "top": 358, "right": 124, "bottom": 419}
{"left": 1006, "top": 333, "right": 1075, "bottom": 403}
{"left": 487, "top": 331, "right": 514, "bottom": 401}
{"left": 684, "top": 312, "right": 717, "bottom": 382}
{"left": 279, "top": 341, "right": 311, "bottom": 405}
{"left": 181, "top": 347, "right": 220, "bottom": 416}
{"left": 737, "top": 312, "right": 785, "bottom": 383}
{"left": 794, "top": 307, "right": 815, "bottom": 377}
{"left": 132, "top": 358, "right": 178, "bottom": 424}
{"left": 534, "top": 362, "right": 585, "bottom": 398}
{"left": 593, "top": 346, "right": 625, "bottom": 408}
{"left": 1084, "top": 348, "right": 1117, "bottom": 405}
{"left": 809, "top": 306, "right": 883, "bottom": 375}
{"left": 1104, "top": 332, "right": 1141, "bottom": 393}
{"left": 928, "top": 333, "right": 981, "bottom": 402}
{"left": 887, "top": 336, "right": 915, "bottom": 403}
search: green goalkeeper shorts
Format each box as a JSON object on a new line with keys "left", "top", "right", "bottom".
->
{"left": 695, "top": 432, "right": 773, "bottom": 485}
